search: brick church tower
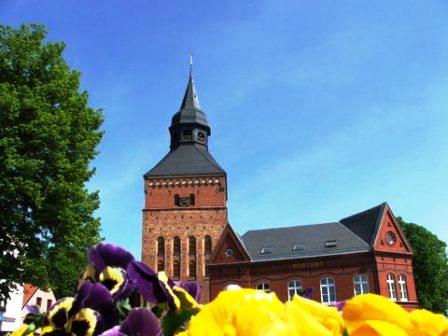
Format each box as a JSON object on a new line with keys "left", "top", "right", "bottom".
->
{"left": 141, "top": 69, "right": 227, "bottom": 302}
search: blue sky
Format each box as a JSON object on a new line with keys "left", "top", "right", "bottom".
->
{"left": 2, "top": 1, "right": 447, "bottom": 258}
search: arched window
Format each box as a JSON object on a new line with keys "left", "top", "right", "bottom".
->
{"left": 387, "top": 274, "right": 397, "bottom": 301}
{"left": 157, "top": 237, "right": 165, "bottom": 256}
{"left": 183, "top": 131, "right": 192, "bottom": 140}
{"left": 256, "top": 282, "right": 270, "bottom": 293}
{"left": 189, "top": 193, "right": 195, "bottom": 205}
{"left": 204, "top": 235, "right": 212, "bottom": 255}
{"left": 173, "top": 236, "right": 181, "bottom": 256}
{"left": 157, "top": 259, "right": 164, "bottom": 272}
{"left": 173, "top": 260, "right": 180, "bottom": 279}
{"left": 353, "top": 274, "right": 369, "bottom": 296}
{"left": 174, "top": 194, "right": 180, "bottom": 206}
{"left": 288, "top": 280, "right": 303, "bottom": 300}
{"left": 398, "top": 274, "right": 408, "bottom": 301}
{"left": 320, "top": 277, "right": 336, "bottom": 304}
{"left": 189, "top": 236, "right": 196, "bottom": 256}
{"left": 189, "top": 259, "right": 196, "bottom": 279}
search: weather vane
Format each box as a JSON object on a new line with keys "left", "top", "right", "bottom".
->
{"left": 189, "top": 51, "right": 193, "bottom": 74}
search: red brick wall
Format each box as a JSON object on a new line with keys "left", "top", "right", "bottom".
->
{"left": 142, "top": 175, "right": 227, "bottom": 302}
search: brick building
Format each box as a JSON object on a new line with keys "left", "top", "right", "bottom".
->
{"left": 141, "top": 70, "right": 227, "bottom": 302}
{"left": 142, "top": 70, "right": 418, "bottom": 309}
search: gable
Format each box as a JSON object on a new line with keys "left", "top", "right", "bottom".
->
{"left": 209, "top": 224, "right": 250, "bottom": 264}
{"left": 373, "top": 205, "right": 412, "bottom": 254}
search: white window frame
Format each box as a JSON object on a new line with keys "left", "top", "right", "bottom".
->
{"left": 353, "top": 274, "right": 369, "bottom": 296}
{"left": 287, "top": 280, "right": 303, "bottom": 300}
{"left": 256, "top": 282, "right": 270, "bottom": 292}
{"left": 398, "top": 274, "right": 409, "bottom": 302}
{"left": 387, "top": 273, "right": 397, "bottom": 301}
{"left": 320, "top": 277, "right": 336, "bottom": 304}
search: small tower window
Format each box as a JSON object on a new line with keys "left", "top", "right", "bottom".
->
{"left": 198, "top": 132, "right": 205, "bottom": 138}
{"left": 157, "top": 237, "right": 165, "bottom": 256}
{"left": 189, "top": 193, "right": 195, "bottom": 205}
{"left": 189, "top": 236, "right": 196, "bottom": 256}
{"left": 189, "top": 259, "right": 196, "bottom": 279}
{"left": 173, "top": 260, "right": 180, "bottom": 280}
{"left": 174, "top": 194, "right": 180, "bottom": 206}
{"left": 204, "top": 235, "right": 212, "bottom": 255}
{"left": 173, "top": 236, "right": 181, "bottom": 256}
{"left": 183, "top": 131, "right": 192, "bottom": 141}
{"left": 157, "top": 259, "right": 164, "bottom": 272}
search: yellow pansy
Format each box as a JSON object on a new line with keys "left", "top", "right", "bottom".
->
{"left": 178, "top": 289, "right": 296, "bottom": 336}
{"left": 284, "top": 295, "right": 344, "bottom": 336}
{"left": 10, "top": 324, "right": 30, "bottom": 336}
{"left": 409, "top": 309, "right": 448, "bottom": 336}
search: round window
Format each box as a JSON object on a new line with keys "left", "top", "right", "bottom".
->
{"left": 225, "top": 248, "right": 234, "bottom": 257}
{"left": 385, "top": 231, "right": 397, "bottom": 246}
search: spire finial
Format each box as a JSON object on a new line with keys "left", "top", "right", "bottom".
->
{"left": 189, "top": 51, "right": 194, "bottom": 75}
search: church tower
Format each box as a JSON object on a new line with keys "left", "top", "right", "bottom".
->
{"left": 141, "top": 69, "right": 227, "bottom": 302}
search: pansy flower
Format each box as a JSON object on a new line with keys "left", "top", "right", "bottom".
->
{"left": 127, "top": 260, "right": 200, "bottom": 312}
{"left": 80, "top": 243, "right": 135, "bottom": 301}
{"left": 99, "top": 308, "right": 162, "bottom": 336}
{"left": 42, "top": 281, "right": 113, "bottom": 336}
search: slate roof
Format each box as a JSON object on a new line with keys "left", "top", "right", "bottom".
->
{"left": 340, "top": 202, "right": 387, "bottom": 246}
{"left": 241, "top": 222, "right": 370, "bottom": 262}
{"left": 144, "top": 143, "right": 225, "bottom": 178}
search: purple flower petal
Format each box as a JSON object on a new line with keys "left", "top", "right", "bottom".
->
{"left": 301, "top": 287, "right": 313, "bottom": 299}
{"left": 26, "top": 305, "right": 40, "bottom": 314}
{"left": 99, "top": 326, "right": 126, "bottom": 336}
{"left": 178, "top": 281, "right": 201, "bottom": 302}
{"left": 120, "top": 308, "right": 162, "bottom": 336}
{"left": 72, "top": 280, "right": 113, "bottom": 315}
{"left": 126, "top": 261, "right": 169, "bottom": 304}
{"left": 88, "top": 243, "right": 135, "bottom": 273}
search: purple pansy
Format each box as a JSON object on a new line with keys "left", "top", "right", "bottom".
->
{"left": 175, "top": 281, "right": 201, "bottom": 302}
{"left": 88, "top": 244, "right": 135, "bottom": 273}
{"left": 99, "top": 308, "right": 162, "bottom": 336}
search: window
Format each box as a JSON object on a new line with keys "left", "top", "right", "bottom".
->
{"left": 157, "top": 237, "right": 165, "bottom": 256}
{"left": 261, "top": 246, "right": 274, "bottom": 254}
{"left": 398, "top": 274, "right": 408, "bottom": 301}
{"left": 198, "top": 132, "right": 205, "bottom": 138}
{"left": 173, "top": 260, "right": 180, "bottom": 279}
{"left": 288, "top": 280, "right": 303, "bottom": 300}
{"left": 189, "top": 260, "right": 196, "bottom": 279}
{"left": 46, "top": 299, "right": 52, "bottom": 312}
{"left": 353, "top": 274, "right": 369, "bottom": 296}
{"left": 189, "top": 236, "right": 196, "bottom": 256}
{"left": 189, "top": 193, "right": 195, "bottom": 205}
{"left": 292, "top": 244, "right": 305, "bottom": 251}
{"left": 204, "top": 235, "right": 212, "bottom": 255}
{"left": 256, "top": 282, "right": 270, "bottom": 292}
{"left": 387, "top": 274, "right": 397, "bottom": 301}
{"left": 174, "top": 194, "right": 180, "bottom": 206}
{"left": 325, "top": 240, "right": 337, "bottom": 248}
{"left": 157, "top": 259, "right": 164, "bottom": 272}
{"left": 173, "top": 236, "right": 181, "bottom": 256}
{"left": 36, "top": 297, "right": 42, "bottom": 307}
{"left": 183, "top": 131, "right": 192, "bottom": 140}
{"left": 320, "top": 278, "right": 336, "bottom": 304}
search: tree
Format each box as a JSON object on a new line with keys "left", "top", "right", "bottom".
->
{"left": 0, "top": 24, "right": 103, "bottom": 300}
{"left": 397, "top": 217, "right": 448, "bottom": 313}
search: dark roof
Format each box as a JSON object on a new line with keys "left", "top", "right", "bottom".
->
{"left": 171, "top": 73, "right": 209, "bottom": 129}
{"left": 340, "top": 203, "right": 387, "bottom": 246}
{"left": 241, "top": 222, "right": 370, "bottom": 262}
{"left": 144, "top": 143, "right": 225, "bottom": 178}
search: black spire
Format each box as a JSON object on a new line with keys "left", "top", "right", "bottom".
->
{"left": 169, "top": 69, "right": 211, "bottom": 150}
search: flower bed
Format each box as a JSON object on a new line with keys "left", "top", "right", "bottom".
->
{"left": 11, "top": 243, "right": 448, "bottom": 336}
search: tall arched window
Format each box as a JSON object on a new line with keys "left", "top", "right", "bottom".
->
{"left": 157, "top": 237, "right": 165, "bottom": 256}
{"left": 398, "top": 274, "right": 408, "bottom": 301}
{"left": 189, "top": 259, "right": 196, "bottom": 279}
{"left": 288, "top": 280, "right": 303, "bottom": 300}
{"left": 157, "top": 259, "right": 164, "bottom": 272}
{"left": 173, "top": 260, "right": 180, "bottom": 280}
{"left": 256, "top": 282, "right": 270, "bottom": 293}
{"left": 387, "top": 274, "right": 397, "bottom": 301}
{"left": 189, "top": 236, "right": 196, "bottom": 256}
{"left": 353, "top": 274, "right": 369, "bottom": 296}
{"left": 320, "top": 277, "right": 336, "bottom": 304}
{"left": 204, "top": 235, "right": 212, "bottom": 255}
{"left": 173, "top": 236, "right": 181, "bottom": 256}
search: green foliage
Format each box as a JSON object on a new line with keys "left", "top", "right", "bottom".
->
{"left": 0, "top": 24, "right": 103, "bottom": 300}
{"left": 397, "top": 217, "right": 448, "bottom": 313}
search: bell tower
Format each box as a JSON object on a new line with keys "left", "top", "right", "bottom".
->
{"left": 141, "top": 69, "right": 227, "bottom": 302}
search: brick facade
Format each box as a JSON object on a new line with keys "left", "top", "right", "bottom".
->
{"left": 141, "top": 175, "right": 227, "bottom": 302}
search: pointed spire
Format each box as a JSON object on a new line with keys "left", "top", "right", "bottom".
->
{"left": 180, "top": 60, "right": 201, "bottom": 111}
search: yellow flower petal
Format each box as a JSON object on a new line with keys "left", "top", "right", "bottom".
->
{"left": 350, "top": 320, "right": 408, "bottom": 336}
{"left": 48, "top": 297, "right": 75, "bottom": 328}
{"left": 343, "top": 293, "right": 412, "bottom": 334}
{"left": 10, "top": 324, "right": 30, "bottom": 336}
{"left": 99, "top": 266, "right": 125, "bottom": 295}
{"left": 409, "top": 309, "right": 448, "bottom": 336}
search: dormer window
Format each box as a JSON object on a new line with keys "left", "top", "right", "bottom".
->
{"left": 261, "top": 246, "right": 274, "bottom": 254}
{"left": 325, "top": 240, "right": 337, "bottom": 248}
{"left": 198, "top": 132, "right": 205, "bottom": 138}
{"left": 293, "top": 244, "right": 305, "bottom": 251}
{"left": 182, "top": 131, "right": 192, "bottom": 141}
